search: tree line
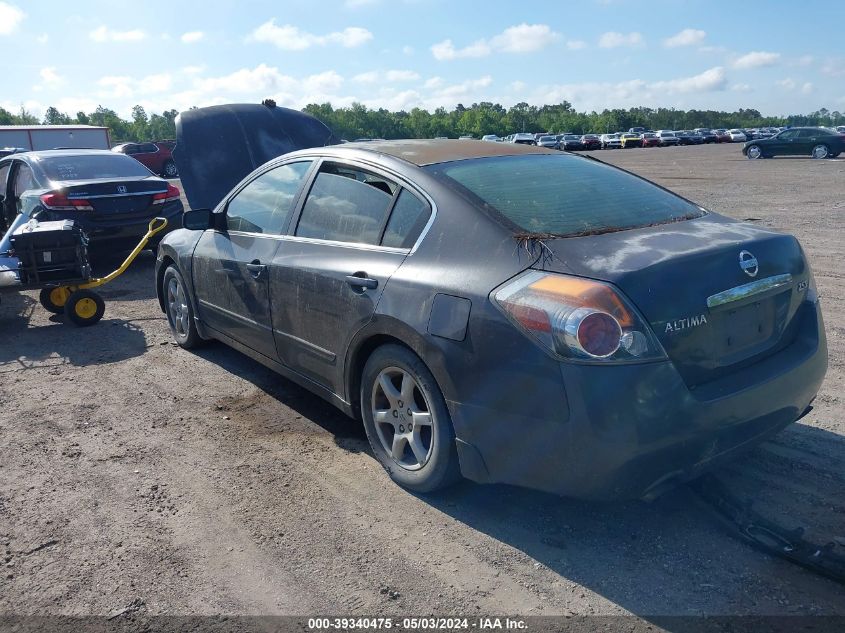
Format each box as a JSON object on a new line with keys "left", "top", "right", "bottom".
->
{"left": 3, "top": 101, "right": 845, "bottom": 144}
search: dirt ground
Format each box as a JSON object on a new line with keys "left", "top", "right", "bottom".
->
{"left": 1, "top": 143, "right": 843, "bottom": 623}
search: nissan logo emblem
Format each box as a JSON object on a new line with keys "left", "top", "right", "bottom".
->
{"left": 117, "top": 185, "right": 128, "bottom": 194}
{"left": 739, "top": 250, "right": 758, "bottom": 277}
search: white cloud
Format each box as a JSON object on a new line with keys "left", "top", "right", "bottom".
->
{"left": 353, "top": 70, "right": 420, "bottom": 84}
{"left": 731, "top": 83, "right": 752, "bottom": 92}
{"left": 34, "top": 67, "right": 64, "bottom": 91}
{"left": 402, "top": 45, "right": 414, "bottom": 55}
{"left": 536, "top": 67, "right": 727, "bottom": 112}
{"left": 90, "top": 25, "right": 147, "bottom": 42}
{"left": 566, "top": 40, "right": 587, "bottom": 50}
{"left": 732, "top": 51, "right": 780, "bottom": 69}
{"left": 489, "top": 23, "right": 559, "bottom": 53}
{"left": 664, "top": 28, "right": 705, "bottom": 48}
{"left": 776, "top": 78, "right": 796, "bottom": 90}
{"left": 248, "top": 20, "right": 372, "bottom": 50}
{"left": 431, "top": 23, "right": 558, "bottom": 60}
{"left": 181, "top": 31, "right": 204, "bottom": 43}
{"left": 598, "top": 31, "right": 643, "bottom": 48}
{"left": 181, "top": 65, "right": 205, "bottom": 75}
{"left": 796, "top": 55, "right": 814, "bottom": 66}
{"left": 820, "top": 57, "right": 845, "bottom": 78}
{"left": 0, "top": 2, "right": 25, "bottom": 35}
{"left": 36, "top": 33, "right": 49, "bottom": 44}
{"left": 97, "top": 73, "right": 173, "bottom": 99}
{"left": 431, "top": 38, "right": 491, "bottom": 60}
{"left": 801, "top": 82, "right": 813, "bottom": 95}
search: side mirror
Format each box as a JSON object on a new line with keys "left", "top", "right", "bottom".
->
{"left": 182, "top": 208, "right": 215, "bottom": 231}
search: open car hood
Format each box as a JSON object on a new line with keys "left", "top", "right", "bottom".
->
{"left": 173, "top": 103, "right": 339, "bottom": 211}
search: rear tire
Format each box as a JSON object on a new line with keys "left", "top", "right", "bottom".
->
{"left": 811, "top": 144, "right": 830, "bottom": 159}
{"left": 39, "top": 287, "right": 70, "bottom": 314}
{"left": 65, "top": 289, "right": 105, "bottom": 327}
{"left": 360, "top": 344, "right": 461, "bottom": 493}
{"left": 163, "top": 265, "right": 202, "bottom": 348}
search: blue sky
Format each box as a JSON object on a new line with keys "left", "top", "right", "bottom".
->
{"left": 2, "top": 0, "right": 843, "bottom": 120}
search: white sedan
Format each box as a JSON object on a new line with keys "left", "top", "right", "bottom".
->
{"left": 728, "top": 129, "right": 747, "bottom": 142}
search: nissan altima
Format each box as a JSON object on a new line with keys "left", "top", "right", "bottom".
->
{"left": 156, "top": 104, "right": 827, "bottom": 500}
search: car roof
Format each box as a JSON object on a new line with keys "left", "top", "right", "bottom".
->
{"left": 302, "top": 139, "right": 557, "bottom": 167}
{"left": 14, "top": 148, "right": 118, "bottom": 161}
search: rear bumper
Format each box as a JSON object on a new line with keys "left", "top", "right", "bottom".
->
{"left": 450, "top": 301, "right": 827, "bottom": 500}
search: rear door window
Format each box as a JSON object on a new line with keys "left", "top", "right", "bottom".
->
{"left": 226, "top": 161, "right": 312, "bottom": 234}
{"left": 381, "top": 189, "right": 430, "bottom": 248}
{"left": 295, "top": 163, "right": 397, "bottom": 245}
{"left": 429, "top": 154, "right": 704, "bottom": 237}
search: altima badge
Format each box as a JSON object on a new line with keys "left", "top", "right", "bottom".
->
{"left": 739, "top": 250, "right": 758, "bottom": 277}
{"left": 665, "top": 314, "right": 708, "bottom": 334}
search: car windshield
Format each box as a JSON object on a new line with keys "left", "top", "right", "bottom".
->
{"left": 40, "top": 154, "right": 153, "bottom": 180}
{"left": 564, "top": 135, "right": 581, "bottom": 140}
{"left": 539, "top": 136, "right": 556, "bottom": 142}
{"left": 428, "top": 154, "right": 704, "bottom": 237}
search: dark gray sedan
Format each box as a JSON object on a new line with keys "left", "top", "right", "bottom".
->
{"left": 157, "top": 104, "right": 827, "bottom": 500}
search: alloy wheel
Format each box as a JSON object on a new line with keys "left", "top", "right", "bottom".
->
{"left": 371, "top": 367, "right": 434, "bottom": 471}
{"left": 167, "top": 277, "right": 190, "bottom": 337}
{"left": 747, "top": 145, "right": 762, "bottom": 159}
{"left": 812, "top": 144, "right": 829, "bottom": 159}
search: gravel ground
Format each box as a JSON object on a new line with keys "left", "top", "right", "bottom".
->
{"left": 0, "top": 142, "right": 843, "bottom": 623}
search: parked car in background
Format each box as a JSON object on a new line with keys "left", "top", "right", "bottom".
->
{"left": 600, "top": 133, "right": 622, "bottom": 149}
{"left": 836, "top": 126, "right": 845, "bottom": 134}
{"left": 620, "top": 133, "right": 643, "bottom": 149}
{"left": 628, "top": 127, "right": 646, "bottom": 134}
{"left": 676, "top": 131, "right": 704, "bottom": 145}
{"left": 744, "top": 127, "right": 845, "bottom": 159}
{"left": 640, "top": 132, "right": 660, "bottom": 147}
{"left": 694, "top": 129, "right": 718, "bottom": 143}
{"left": 655, "top": 130, "right": 680, "bottom": 146}
{"left": 481, "top": 135, "right": 501, "bottom": 142}
{"left": 559, "top": 134, "right": 585, "bottom": 151}
{"left": 112, "top": 141, "right": 179, "bottom": 178}
{"left": 580, "top": 134, "right": 602, "bottom": 150}
{"left": 511, "top": 133, "right": 536, "bottom": 145}
{"left": 537, "top": 135, "right": 560, "bottom": 150}
{"left": 712, "top": 129, "right": 731, "bottom": 143}
{"left": 0, "top": 149, "right": 182, "bottom": 251}
{"left": 728, "top": 129, "right": 748, "bottom": 142}
{"left": 161, "top": 103, "right": 827, "bottom": 500}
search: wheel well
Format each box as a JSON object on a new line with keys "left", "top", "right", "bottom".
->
{"left": 347, "top": 334, "right": 416, "bottom": 420}
{"left": 156, "top": 256, "right": 175, "bottom": 313}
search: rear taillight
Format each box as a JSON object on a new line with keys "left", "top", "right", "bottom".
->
{"left": 152, "top": 184, "right": 181, "bottom": 205}
{"left": 493, "top": 271, "right": 665, "bottom": 362}
{"left": 40, "top": 192, "right": 93, "bottom": 211}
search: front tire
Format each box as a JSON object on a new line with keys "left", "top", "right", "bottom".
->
{"left": 361, "top": 344, "right": 461, "bottom": 493}
{"left": 746, "top": 144, "right": 763, "bottom": 159}
{"left": 811, "top": 144, "right": 830, "bottom": 159}
{"left": 163, "top": 265, "right": 202, "bottom": 348}
{"left": 65, "top": 289, "right": 105, "bottom": 327}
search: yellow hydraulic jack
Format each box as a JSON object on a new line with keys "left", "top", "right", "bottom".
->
{"left": 39, "top": 217, "right": 169, "bottom": 327}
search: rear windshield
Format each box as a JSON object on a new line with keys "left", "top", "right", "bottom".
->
{"left": 40, "top": 154, "right": 153, "bottom": 181}
{"left": 427, "top": 154, "right": 704, "bottom": 237}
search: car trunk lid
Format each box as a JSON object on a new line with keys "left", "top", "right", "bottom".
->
{"left": 173, "top": 103, "right": 340, "bottom": 211}
{"left": 50, "top": 178, "right": 168, "bottom": 219}
{"left": 537, "top": 215, "right": 809, "bottom": 387}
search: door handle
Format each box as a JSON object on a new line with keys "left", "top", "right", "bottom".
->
{"left": 246, "top": 261, "right": 267, "bottom": 280}
{"left": 345, "top": 274, "right": 378, "bottom": 290}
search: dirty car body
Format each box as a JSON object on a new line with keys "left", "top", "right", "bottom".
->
{"left": 157, "top": 104, "right": 827, "bottom": 500}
